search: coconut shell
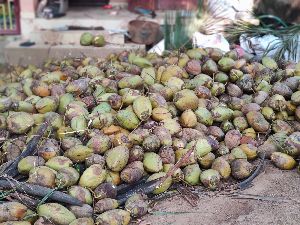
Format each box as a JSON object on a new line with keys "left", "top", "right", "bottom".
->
{"left": 120, "top": 161, "right": 144, "bottom": 183}
{"left": 128, "top": 128, "right": 150, "bottom": 145}
{"left": 68, "top": 186, "right": 93, "bottom": 205}
{"left": 201, "top": 59, "right": 217, "bottom": 75}
{"left": 125, "top": 193, "right": 148, "bottom": 218}
{"left": 173, "top": 89, "right": 199, "bottom": 111}
{"left": 27, "top": 166, "right": 56, "bottom": 188}
{"left": 160, "top": 65, "right": 184, "bottom": 84}
{"left": 33, "top": 217, "right": 53, "bottom": 225}
{"left": 177, "top": 127, "right": 205, "bottom": 142}
{"left": 7, "top": 112, "right": 34, "bottom": 134}
{"left": 246, "top": 111, "right": 270, "bottom": 132}
{"left": 208, "top": 126, "right": 224, "bottom": 141}
{"left": 276, "top": 110, "right": 289, "bottom": 121}
{"left": 226, "top": 83, "right": 242, "bottom": 97}
{"left": 211, "top": 82, "right": 225, "bottom": 97}
{"left": 230, "top": 147, "right": 248, "bottom": 161}
{"left": 186, "top": 59, "right": 201, "bottom": 75}
{"left": 118, "top": 75, "right": 143, "bottom": 89}
{"left": 272, "top": 82, "right": 293, "bottom": 98}
{"left": 35, "top": 96, "right": 58, "bottom": 113}
{"left": 141, "top": 67, "right": 156, "bottom": 85}
{"left": 183, "top": 164, "right": 201, "bottom": 185}
{"left": 161, "top": 118, "right": 181, "bottom": 135}
{"left": 158, "top": 146, "right": 175, "bottom": 164}
{"left": 105, "top": 146, "right": 129, "bottom": 172}
{"left": 94, "top": 198, "right": 119, "bottom": 214}
{"left": 70, "top": 115, "right": 87, "bottom": 135}
{"left": 116, "top": 106, "right": 140, "bottom": 130}
{"left": 32, "top": 81, "right": 50, "bottom": 97}
{"left": 94, "top": 182, "right": 117, "bottom": 200}
{"left": 261, "top": 107, "right": 276, "bottom": 121}
{"left": 198, "top": 152, "right": 215, "bottom": 169}
{"left": 270, "top": 152, "right": 296, "bottom": 170}
{"left": 37, "top": 203, "right": 76, "bottom": 225}
{"left": 200, "top": 169, "right": 220, "bottom": 189}
{"left": 142, "top": 135, "right": 161, "bottom": 152}
{"left": 44, "top": 112, "right": 63, "bottom": 129}
{"left": 45, "top": 156, "right": 72, "bottom": 171}
{"left": 0, "top": 97, "right": 12, "bottom": 113}
{"left": 2, "top": 138, "right": 24, "bottom": 161}
{"left": 195, "top": 138, "right": 212, "bottom": 159}
{"left": 143, "top": 152, "right": 163, "bottom": 173}
{"left": 133, "top": 96, "right": 152, "bottom": 121}
{"left": 0, "top": 202, "right": 27, "bottom": 222}
{"left": 208, "top": 48, "right": 223, "bottom": 61}
{"left": 151, "top": 107, "right": 172, "bottom": 121}
{"left": 105, "top": 170, "right": 121, "bottom": 186}
{"left": 65, "top": 101, "right": 88, "bottom": 120}
{"left": 218, "top": 57, "right": 235, "bottom": 72}
{"left": 93, "top": 34, "right": 105, "bottom": 47}
{"left": 230, "top": 159, "right": 253, "bottom": 180}
{"left": 18, "top": 156, "right": 45, "bottom": 174}
{"left": 55, "top": 167, "right": 80, "bottom": 188}
{"left": 179, "top": 109, "right": 197, "bottom": 128}
{"left": 195, "top": 107, "right": 213, "bottom": 126}
{"left": 84, "top": 154, "right": 105, "bottom": 168}
{"left": 172, "top": 138, "right": 187, "bottom": 150}
{"left": 149, "top": 93, "right": 168, "bottom": 108}
{"left": 128, "top": 145, "right": 144, "bottom": 163}
{"left": 268, "top": 94, "right": 287, "bottom": 111}
{"left": 211, "top": 106, "right": 233, "bottom": 122}
{"left": 163, "top": 163, "right": 184, "bottom": 179}
{"left": 233, "top": 116, "right": 249, "bottom": 131}
{"left": 64, "top": 145, "right": 93, "bottom": 163}
{"left": 80, "top": 32, "right": 93, "bottom": 46}
{"left": 224, "top": 129, "right": 241, "bottom": 150}
{"left": 241, "top": 103, "right": 260, "bottom": 115}
{"left": 211, "top": 157, "right": 231, "bottom": 179}
{"left": 95, "top": 209, "right": 130, "bottom": 225}
{"left": 87, "top": 135, "right": 111, "bottom": 154}
{"left": 239, "top": 144, "right": 257, "bottom": 160}
{"left": 79, "top": 164, "right": 107, "bottom": 189}
{"left": 261, "top": 56, "right": 277, "bottom": 69}
{"left": 272, "top": 120, "right": 294, "bottom": 134}
{"left": 122, "top": 89, "right": 141, "bottom": 106}
{"left": 61, "top": 137, "right": 83, "bottom": 151}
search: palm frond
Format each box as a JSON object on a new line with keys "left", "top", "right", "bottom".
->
{"left": 225, "top": 21, "right": 300, "bottom": 61}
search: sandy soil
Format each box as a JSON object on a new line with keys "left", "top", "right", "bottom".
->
{"left": 135, "top": 161, "right": 300, "bottom": 225}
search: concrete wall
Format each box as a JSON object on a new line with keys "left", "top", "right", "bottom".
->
{"left": 0, "top": 36, "right": 20, "bottom": 64}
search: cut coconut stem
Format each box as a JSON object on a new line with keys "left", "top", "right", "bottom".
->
{"left": 117, "top": 178, "right": 162, "bottom": 205}
{"left": 0, "top": 179, "right": 83, "bottom": 206}
{"left": 116, "top": 177, "right": 148, "bottom": 195}
{"left": 3, "top": 122, "right": 49, "bottom": 177}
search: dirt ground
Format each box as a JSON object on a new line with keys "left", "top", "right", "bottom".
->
{"left": 135, "top": 161, "right": 300, "bottom": 225}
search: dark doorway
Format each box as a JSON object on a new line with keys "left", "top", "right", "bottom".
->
{"left": 69, "top": 0, "right": 109, "bottom": 7}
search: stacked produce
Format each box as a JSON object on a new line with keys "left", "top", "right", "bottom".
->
{"left": 80, "top": 32, "right": 106, "bottom": 47}
{"left": 0, "top": 47, "right": 299, "bottom": 225}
